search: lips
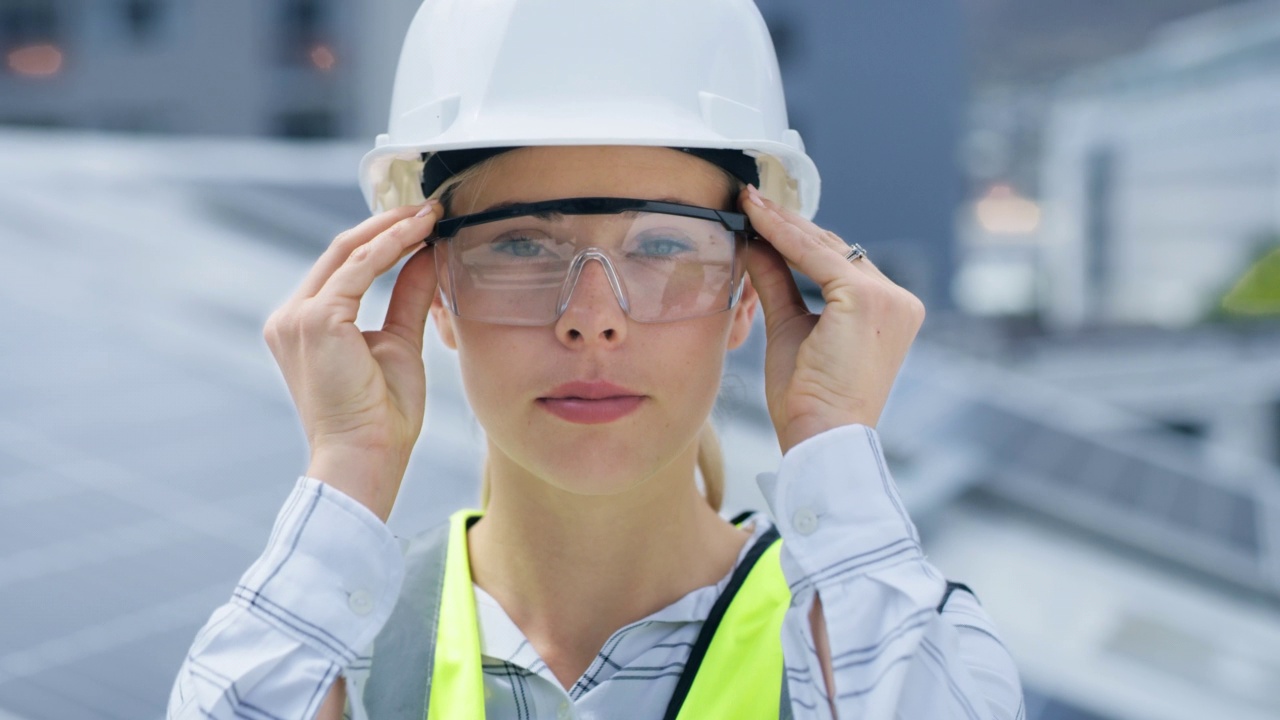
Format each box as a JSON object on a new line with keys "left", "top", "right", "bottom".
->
{"left": 538, "top": 381, "right": 646, "bottom": 424}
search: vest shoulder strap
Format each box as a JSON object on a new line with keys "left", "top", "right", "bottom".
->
{"left": 424, "top": 511, "right": 486, "bottom": 720}
{"left": 364, "top": 519, "right": 451, "bottom": 720}
{"left": 664, "top": 525, "right": 786, "bottom": 720}
{"left": 936, "top": 580, "right": 976, "bottom": 612}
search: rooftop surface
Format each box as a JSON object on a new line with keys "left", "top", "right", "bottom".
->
{"left": 1, "top": 130, "right": 1277, "bottom": 719}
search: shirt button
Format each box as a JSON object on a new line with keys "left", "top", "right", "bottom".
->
{"left": 792, "top": 508, "right": 819, "bottom": 535}
{"left": 557, "top": 700, "right": 572, "bottom": 720}
{"left": 348, "top": 589, "right": 374, "bottom": 616}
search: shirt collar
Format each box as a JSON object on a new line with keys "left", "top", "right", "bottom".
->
{"left": 473, "top": 512, "right": 773, "bottom": 666}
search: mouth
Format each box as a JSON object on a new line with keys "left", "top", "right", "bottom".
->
{"left": 538, "top": 381, "right": 646, "bottom": 424}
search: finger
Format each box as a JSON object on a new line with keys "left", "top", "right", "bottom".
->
{"left": 747, "top": 190, "right": 900, "bottom": 289}
{"left": 746, "top": 187, "right": 852, "bottom": 252}
{"left": 316, "top": 205, "right": 443, "bottom": 311}
{"left": 294, "top": 201, "right": 436, "bottom": 300}
{"left": 850, "top": 253, "right": 894, "bottom": 285}
{"left": 740, "top": 187, "right": 858, "bottom": 290}
{"left": 744, "top": 236, "right": 810, "bottom": 332}
{"left": 804, "top": 223, "right": 856, "bottom": 258}
{"left": 382, "top": 245, "right": 438, "bottom": 352}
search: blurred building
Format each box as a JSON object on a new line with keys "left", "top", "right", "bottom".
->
{"left": 0, "top": 0, "right": 409, "bottom": 137}
{"left": 951, "top": 82, "right": 1053, "bottom": 317}
{"left": 1037, "top": 0, "right": 1280, "bottom": 329}
{"left": 753, "top": 0, "right": 967, "bottom": 312}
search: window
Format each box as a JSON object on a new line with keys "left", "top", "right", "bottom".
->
{"left": 120, "top": 0, "right": 163, "bottom": 45}
{"left": 1272, "top": 400, "right": 1280, "bottom": 466}
{"left": 761, "top": 12, "right": 796, "bottom": 71}
{"left": 275, "top": 109, "right": 337, "bottom": 138}
{"left": 1084, "top": 146, "right": 1117, "bottom": 318}
{"left": 278, "top": 0, "right": 326, "bottom": 66}
{"left": 2, "top": 0, "right": 61, "bottom": 77}
{"left": 1, "top": 0, "right": 58, "bottom": 50}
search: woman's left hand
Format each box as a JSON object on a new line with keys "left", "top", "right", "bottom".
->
{"left": 739, "top": 185, "right": 926, "bottom": 455}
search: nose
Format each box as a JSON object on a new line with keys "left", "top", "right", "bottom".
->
{"left": 554, "top": 254, "right": 628, "bottom": 346}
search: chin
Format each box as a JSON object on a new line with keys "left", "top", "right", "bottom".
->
{"left": 514, "top": 434, "right": 681, "bottom": 500}
{"left": 537, "top": 454, "right": 654, "bottom": 498}
{"left": 482, "top": 406, "right": 705, "bottom": 501}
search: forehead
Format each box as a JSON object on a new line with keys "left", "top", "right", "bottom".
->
{"left": 449, "top": 146, "right": 733, "bottom": 214}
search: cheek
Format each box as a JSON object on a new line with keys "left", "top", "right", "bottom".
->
{"left": 452, "top": 326, "right": 534, "bottom": 416}
{"left": 659, "top": 321, "right": 734, "bottom": 408}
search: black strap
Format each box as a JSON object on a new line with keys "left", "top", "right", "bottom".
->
{"left": 936, "top": 581, "right": 976, "bottom": 613}
{"left": 679, "top": 147, "right": 760, "bottom": 188}
{"left": 421, "top": 147, "right": 518, "bottom": 199}
{"left": 661, "top": 525, "right": 781, "bottom": 720}
{"left": 420, "top": 146, "right": 760, "bottom": 199}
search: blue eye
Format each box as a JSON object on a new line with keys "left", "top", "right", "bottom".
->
{"left": 633, "top": 236, "right": 694, "bottom": 258}
{"left": 491, "top": 236, "right": 547, "bottom": 257}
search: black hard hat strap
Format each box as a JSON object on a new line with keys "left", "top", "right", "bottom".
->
{"left": 420, "top": 147, "right": 760, "bottom": 200}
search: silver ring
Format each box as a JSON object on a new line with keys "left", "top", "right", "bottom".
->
{"left": 843, "top": 243, "right": 867, "bottom": 262}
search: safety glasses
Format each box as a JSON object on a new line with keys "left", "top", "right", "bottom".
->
{"left": 428, "top": 197, "right": 751, "bottom": 326}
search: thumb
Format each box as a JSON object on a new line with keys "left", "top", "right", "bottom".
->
{"left": 744, "top": 236, "right": 809, "bottom": 334}
{"left": 382, "top": 245, "right": 439, "bottom": 352}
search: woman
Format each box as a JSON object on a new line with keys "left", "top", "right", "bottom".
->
{"left": 168, "top": 1, "right": 1023, "bottom": 718}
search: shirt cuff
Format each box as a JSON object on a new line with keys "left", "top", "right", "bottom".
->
{"left": 234, "top": 476, "right": 406, "bottom": 666}
{"left": 756, "top": 423, "right": 923, "bottom": 589}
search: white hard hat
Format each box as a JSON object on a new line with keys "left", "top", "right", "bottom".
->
{"left": 358, "top": 0, "right": 821, "bottom": 218}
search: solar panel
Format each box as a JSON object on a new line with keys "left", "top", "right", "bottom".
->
{"left": 892, "top": 351, "right": 1274, "bottom": 596}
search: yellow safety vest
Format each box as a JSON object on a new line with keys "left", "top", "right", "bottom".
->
{"left": 365, "top": 509, "right": 793, "bottom": 719}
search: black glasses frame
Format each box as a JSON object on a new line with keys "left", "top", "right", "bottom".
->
{"left": 429, "top": 196, "right": 751, "bottom": 240}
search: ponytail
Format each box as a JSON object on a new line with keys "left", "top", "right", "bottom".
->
{"left": 696, "top": 420, "right": 725, "bottom": 512}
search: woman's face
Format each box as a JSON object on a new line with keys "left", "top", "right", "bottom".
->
{"left": 430, "top": 146, "right": 758, "bottom": 498}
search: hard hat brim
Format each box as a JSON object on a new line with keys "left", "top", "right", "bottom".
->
{"left": 358, "top": 108, "right": 820, "bottom": 219}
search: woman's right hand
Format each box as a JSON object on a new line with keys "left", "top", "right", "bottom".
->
{"left": 263, "top": 200, "right": 443, "bottom": 522}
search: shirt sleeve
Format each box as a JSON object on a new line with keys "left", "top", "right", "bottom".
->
{"left": 759, "top": 424, "right": 1025, "bottom": 720}
{"left": 166, "top": 476, "right": 404, "bottom": 720}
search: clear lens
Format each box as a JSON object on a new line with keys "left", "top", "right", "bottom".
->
{"left": 437, "top": 210, "right": 746, "bottom": 325}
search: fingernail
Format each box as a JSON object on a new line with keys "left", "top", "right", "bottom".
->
{"left": 746, "top": 185, "right": 766, "bottom": 209}
{"left": 414, "top": 199, "right": 437, "bottom": 218}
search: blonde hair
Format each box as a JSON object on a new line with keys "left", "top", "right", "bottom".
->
{"left": 696, "top": 420, "right": 725, "bottom": 511}
{"left": 432, "top": 149, "right": 735, "bottom": 513}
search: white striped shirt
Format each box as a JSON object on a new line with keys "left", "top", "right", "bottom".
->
{"left": 167, "top": 424, "right": 1024, "bottom": 719}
